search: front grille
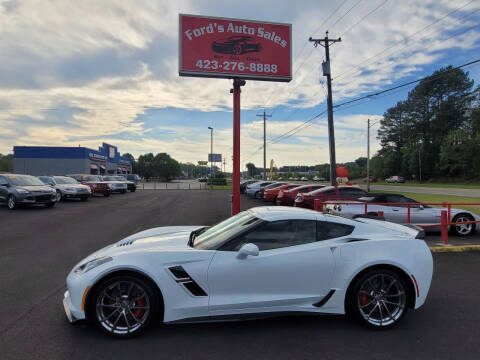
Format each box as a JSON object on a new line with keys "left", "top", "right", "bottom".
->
{"left": 35, "top": 195, "right": 52, "bottom": 202}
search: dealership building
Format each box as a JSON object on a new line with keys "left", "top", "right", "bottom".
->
{"left": 13, "top": 143, "right": 132, "bottom": 176}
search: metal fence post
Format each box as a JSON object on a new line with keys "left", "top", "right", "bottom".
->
{"left": 441, "top": 210, "right": 448, "bottom": 244}
{"left": 407, "top": 204, "right": 411, "bottom": 224}
{"left": 154, "top": 181, "right": 156, "bottom": 190}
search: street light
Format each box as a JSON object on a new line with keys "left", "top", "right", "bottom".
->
{"left": 208, "top": 127, "right": 213, "bottom": 178}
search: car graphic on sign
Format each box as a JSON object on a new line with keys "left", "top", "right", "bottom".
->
{"left": 211, "top": 36, "right": 262, "bottom": 55}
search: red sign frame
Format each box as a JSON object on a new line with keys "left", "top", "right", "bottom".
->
{"left": 179, "top": 14, "right": 292, "bottom": 82}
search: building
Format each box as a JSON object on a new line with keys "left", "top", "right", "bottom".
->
{"left": 13, "top": 143, "right": 132, "bottom": 176}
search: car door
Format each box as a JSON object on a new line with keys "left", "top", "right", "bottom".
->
{"left": 382, "top": 195, "right": 410, "bottom": 223}
{"left": 0, "top": 175, "right": 9, "bottom": 201}
{"left": 207, "top": 219, "right": 335, "bottom": 315}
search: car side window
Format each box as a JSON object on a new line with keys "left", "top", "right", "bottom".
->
{"left": 323, "top": 190, "right": 336, "bottom": 195}
{"left": 0, "top": 175, "right": 8, "bottom": 186}
{"left": 317, "top": 221, "right": 354, "bottom": 240}
{"left": 223, "top": 220, "right": 317, "bottom": 251}
{"left": 339, "top": 188, "right": 366, "bottom": 197}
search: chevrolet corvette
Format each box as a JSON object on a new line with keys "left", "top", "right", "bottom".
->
{"left": 63, "top": 207, "right": 433, "bottom": 338}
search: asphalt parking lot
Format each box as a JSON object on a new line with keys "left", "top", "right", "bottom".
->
{"left": 1, "top": 190, "right": 479, "bottom": 360}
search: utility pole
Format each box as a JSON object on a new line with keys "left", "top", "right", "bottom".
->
{"left": 208, "top": 126, "right": 213, "bottom": 178}
{"left": 367, "top": 118, "right": 371, "bottom": 192}
{"left": 257, "top": 110, "right": 271, "bottom": 180}
{"left": 309, "top": 32, "right": 341, "bottom": 186}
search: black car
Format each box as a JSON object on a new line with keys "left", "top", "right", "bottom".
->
{"left": 212, "top": 36, "right": 261, "bottom": 55}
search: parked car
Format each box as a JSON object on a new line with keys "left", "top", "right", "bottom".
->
{"left": 124, "top": 174, "right": 141, "bottom": 185}
{"left": 386, "top": 176, "right": 405, "bottom": 183}
{"left": 240, "top": 180, "right": 258, "bottom": 194}
{"left": 276, "top": 184, "right": 325, "bottom": 206}
{"left": 63, "top": 206, "right": 433, "bottom": 337}
{"left": 313, "top": 176, "right": 326, "bottom": 181}
{"left": 263, "top": 183, "right": 300, "bottom": 203}
{"left": 105, "top": 175, "right": 135, "bottom": 192}
{"left": 363, "top": 177, "right": 377, "bottom": 183}
{"left": 300, "top": 177, "right": 308, "bottom": 181}
{"left": 38, "top": 176, "right": 91, "bottom": 201}
{"left": 197, "top": 177, "right": 208, "bottom": 183}
{"left": 325, "top": 193, "right": 480, "bottom": 236}
{"left": 67, "top": 174, "right": 111, "bottom": 197}
{"left": 211, "top": 36, "right": 261, "bottom": 55}
{"left": 257, "top": 182, "right": 287, "bottom": 199}
{"left": 294, "top": 185, "right": 367, "bottom": 209}
{"left": 0, "top": 173, "right": 57, "bottom": 209}
{"left": 245, "top": 181, "right": 275, "bottom": 198}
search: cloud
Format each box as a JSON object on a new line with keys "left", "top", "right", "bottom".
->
{"left": 1, "top": 0, "right": 479, "bottom": 171}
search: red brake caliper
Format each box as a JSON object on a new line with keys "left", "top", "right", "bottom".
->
{"left": 134, "top": 291, "right": 145, "bottom": 318}
{"left": 360, "top": 293, "right": 367, "bottom": 306}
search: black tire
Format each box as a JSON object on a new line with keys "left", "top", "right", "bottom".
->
{"left": 130, "top": 188, "right": 136, "bottom": 192}
{"left": 451, "top": 213, "right": 475, "bottom": 236}
{"left": 44, "top": 202, "right": 55, "bottom": 208}
{"left": 254, "top": 191, "right": 260, "bottom": 199}
{"left": 56, "top": 190, "right": 63, "bottom": 202}
{"left": 273, "top": 196, "right": 278, "bottom": 204}
{"left": 81, "top": 196, "right": 88, "bottom": 201}
{"left": 104, "top": 193, "right": 110, "bottom": 197}
{"left": 121, "top": 190, "right": 127, "bottom": 194}
{"left": 89, "top": 275, "right": 159, "bottom": 338}
{"left": 7, "top": 194, "right": 17, "bottom": 210}
{"left": 347, "top": 269, "right": 408, "bottom": 330}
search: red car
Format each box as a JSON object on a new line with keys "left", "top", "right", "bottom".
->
{"left": 276, "top": 184, "right": 325, "bottom": 206}
{"left": 294, "top": 185, "right": 367, "bottom": 209}
{"left": 67, "top": 174, "right": 111, "bottom": 197}
{"left": 263, "top": 183, "right": 299, "bottom": 203}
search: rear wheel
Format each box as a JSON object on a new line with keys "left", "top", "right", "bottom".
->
{"left": 451, "top": 213, "right": 475, "bottom": 236}
{"left": 44, "top": 202, "right": 55, "bottom": 208}
{"left": 90, "top": 275, "right": 159, "bottom": 338}
{"left": 348, "top": 269, "right": 408, "bottom": 329}
{"left": 7, "top": 195, "right": 17, "bottom": 210}
{"left": 56, "top": 190, "right": 62, "bottom": 202}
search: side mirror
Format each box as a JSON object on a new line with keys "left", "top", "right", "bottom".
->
{"left": 237, "top": 243, "right": 259, "bottom": 259}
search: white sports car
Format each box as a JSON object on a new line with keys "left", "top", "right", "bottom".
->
{"left": 63, "top": 207, "right": 433, "bottom": 338}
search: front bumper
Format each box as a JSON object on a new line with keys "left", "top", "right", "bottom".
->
{"left": 63, "top": 290, "right": 84, "bottom": 323}
{"left": 18, "top": 193, "right": 56, "bottom": 204}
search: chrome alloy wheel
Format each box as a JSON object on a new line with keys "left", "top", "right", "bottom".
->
{"left": 96, "top": 280, "right": 151, "bottom": 335}
{"left": 56, "top": 191, "right": 62, "bottom": 202}
{"left": 7, "top": 195, "right": 16, "bottom": 209}
{"left": 357, "top": 273, "right": 406, "bottom": 327}
{"left": 453, "top": 215, "right": 473, "bottom": 236}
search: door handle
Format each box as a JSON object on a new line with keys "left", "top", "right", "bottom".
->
{"left": 392, "top": 209, "right": 399, "bottom": 211}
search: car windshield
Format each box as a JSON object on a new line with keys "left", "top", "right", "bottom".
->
{"left": 7, "top": 175, "right": 45, "bottom": 186}
{"left": 53, "top": 176, "right": 78, "bottom": 184}
{"left": 193, "top": 212, "right": 260, "bottom": 250}
{"left": 105, "top": 176, "right": 124, "bottom": 181}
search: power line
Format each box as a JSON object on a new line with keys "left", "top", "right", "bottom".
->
{"left": 333, "top": 58, "right": 480, "bottom": 110}
{"left": 334, "top": 0, "right": 477, "bottom": 81}
{"left": 339, "top": 0, "right": 389, "bottom": 37}
{"left": 329, "top": 0, "right": 364, "bottom": 30}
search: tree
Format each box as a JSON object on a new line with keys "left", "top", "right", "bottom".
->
{"left": 246, "top": 162, "right": 256, "bottom": 178}
{"left": 152, "top": 153, "right": 181, "bottom": 181}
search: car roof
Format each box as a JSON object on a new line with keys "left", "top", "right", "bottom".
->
{"left": 247, "top": 206, "right": 319, "bottom": 221}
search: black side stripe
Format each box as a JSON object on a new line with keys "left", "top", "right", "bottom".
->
{"left": 313, "top": 289, "right": 336, "bottom": 307}
{"left": 168, "top": 266, "right": 208, "bottom": 297}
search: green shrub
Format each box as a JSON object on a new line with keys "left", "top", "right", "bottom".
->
{"left": 207, "top": 178, "right": 227, "bottom": 185}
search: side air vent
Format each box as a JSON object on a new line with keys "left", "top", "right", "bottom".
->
{"left": 168, "top": 265, "right": 208, "bottom": 297}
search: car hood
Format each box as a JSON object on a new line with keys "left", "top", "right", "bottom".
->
{"left": 17, "top": 185, "right": 54, "bottom": 192}
{"left": 82, "top": 226, "right": 205, "bottom": 262}
{"left": 56, "top": 184, "right": 89, "bottom": 190}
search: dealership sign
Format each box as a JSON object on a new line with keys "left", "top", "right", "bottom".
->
{"left": 89, "top": 153, "right": 107, "bottom": 162}
{"left": 179, "top": 14, "right": 291, "bottom": 82}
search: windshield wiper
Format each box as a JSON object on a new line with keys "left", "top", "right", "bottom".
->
{"left": 188, "top": 227, "right": 209, "bottom": 247}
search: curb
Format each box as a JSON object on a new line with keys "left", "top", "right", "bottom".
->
{"left": 429, "top": 244, "right": 480, "bottom": 253}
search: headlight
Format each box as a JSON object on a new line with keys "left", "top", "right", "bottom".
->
{"left": 65, "top": 187, "right": 76, "bottom": 192}
{"left": 74, "top": 256, "right": 113, "bottom": 275}
{"left": 17, "top": 188, "right": 30, "bottom": 194}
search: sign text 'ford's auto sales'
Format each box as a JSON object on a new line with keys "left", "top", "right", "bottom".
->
{"left": 179, "top": 14, "right": 291, "bottom": 82}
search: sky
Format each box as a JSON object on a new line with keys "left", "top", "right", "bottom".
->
{"left": 1, "top": 0, "right": 479, "bottom": 172}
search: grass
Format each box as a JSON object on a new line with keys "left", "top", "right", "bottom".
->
{"left": 367, "top": 181, "right": 480, "bottom": 189}
{"left": 371, "top": 190, "right": 480, "bottom": 214}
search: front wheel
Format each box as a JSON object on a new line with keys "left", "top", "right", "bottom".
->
{"left": 348, "top": 269, "right": 408, "bottom": 329}
{"left": 7, "top": 195, "right": 17, "bottom": 210}
{"left": 56, "top": 190, "right": 62, "bottom": 202}
{"left": 90, "top": 275, "right": 159, "bottom": 338}
{"left": 44, "top": 202, "right": 55, "bottom": 208}
{"left": 451, "top": 214, "right": 475, "bottom": 236}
